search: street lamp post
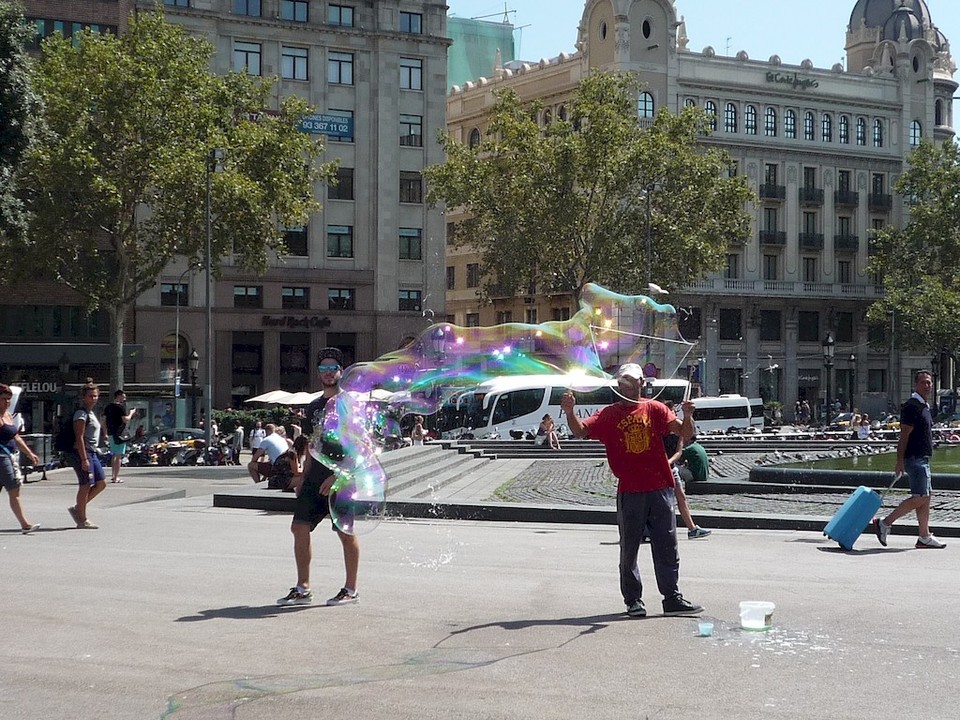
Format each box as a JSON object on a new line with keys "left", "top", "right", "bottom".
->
{"left": 849, "top": 353, "right": 857, "bottom": 411}
{"left": 822, "top": 332, "right": 835, "bottom": 423}
{"left": 645, "top": 184, "right": 652, "bottom": 289}
{"left": 44, "top": 352, "right": 71, "bottom": 482}
{"left": 189, "top": 350, "right": 200, "bottom": 427}
{"left": 205, "top": 148, "right": 224, "bottom": 448}
{"left": 931, "top": 352, "right": 941, "bottom": 408}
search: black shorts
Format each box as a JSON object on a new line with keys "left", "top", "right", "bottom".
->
{"left": 292, "top": 476, "right": 334, "bottom": 530}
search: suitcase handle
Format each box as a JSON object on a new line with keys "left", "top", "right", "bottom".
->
{"left": 882, "top": 472, "right": 903, "bottom": 495}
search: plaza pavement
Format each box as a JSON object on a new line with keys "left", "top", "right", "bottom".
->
{"left": 3, "top": 465, "right": 958, "bottom": 719}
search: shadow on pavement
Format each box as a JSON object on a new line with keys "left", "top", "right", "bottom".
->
{"left": 816, "top": 546, "right": 910, "bottom": 555}
{"left": 176, "top": 604, "right": 317, "bottom": 622}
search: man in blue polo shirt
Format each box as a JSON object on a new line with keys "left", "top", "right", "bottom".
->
{"left": 874, "top": 370, "right": 946, "bottom": 549}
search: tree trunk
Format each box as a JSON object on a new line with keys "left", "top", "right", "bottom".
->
{"left": 109, "top": 305, "right": 126, "bottom": 392}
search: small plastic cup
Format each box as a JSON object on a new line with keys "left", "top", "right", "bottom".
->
{"left": 698, "top": 621, "right": 714, "bottom": 637}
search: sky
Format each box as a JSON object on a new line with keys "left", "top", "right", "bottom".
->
{"left": 445, "top": 0, "right": 960, "bottom": 73}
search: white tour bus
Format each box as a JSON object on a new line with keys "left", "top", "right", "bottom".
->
{"left": 689, "top": 394, "right": 765, "bottom": 434}
{"left": 440, "top": 374, "right": 692, "bottom": 439}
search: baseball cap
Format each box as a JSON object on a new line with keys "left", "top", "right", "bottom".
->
{"left": 614, "top": 363, "right": 644, "bottom": 382}
{"left": 317, "top": 347, "right": 344, "bottom": 367}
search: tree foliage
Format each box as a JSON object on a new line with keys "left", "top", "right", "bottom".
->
{"left": 423, "top": 71, "right": 753, "bottom": 302}
{"left": 9, "top": 10, "right": 333, "bottom": 389}
{"left": 0, "top": 1, "right": 40, "bottom": 242}
{"left": 867, "top": 140, "right": 960, "bottom": 357}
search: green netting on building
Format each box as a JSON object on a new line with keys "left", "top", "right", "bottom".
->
{"left": 447, "top": 16, "right": 515, "bottom": 90}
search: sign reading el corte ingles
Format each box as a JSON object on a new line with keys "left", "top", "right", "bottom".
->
{"left": 765, "top": 71, "right": 819, "bottom": 91}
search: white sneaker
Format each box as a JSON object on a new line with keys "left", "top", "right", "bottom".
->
{"left": 326, "top": 588, "right": 359, "bottom": 606}
{"left": 915, "top": 535, "right": 946, "bottom": 549}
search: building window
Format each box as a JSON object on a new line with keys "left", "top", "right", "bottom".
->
{"left": 784, "top": 109, "right": 796, "bottom": 139}
{"left": 552, "top": 307, "right": 571, "bottom": 321}
{"left": 821, "top": 113, "right": 832, "bottom": 142}
{"left": 233, "top": 286, "right": 262, "bottom": 309}
{"left": 936, "top": 99, "right": 944, "bottom": 126}
{"left": 764, "top": 163, "right": 778, "bottom": 186}
{"left": 798, "top": 311, "right": 819, "bottom": 342}
{"left": 466, "top": 263, "right": 480, "bottom": 288}
{"left": 704, "top": 100, "right": 717, "bottom": 131}
{"left": 399, "top": 290, "right": 422, "bottom": 312}
{"left": 495, "top": 310, "right": 513, "bottom": 324}
{"left": 872, "top": 173, "right": 885, "bottom": 196}
{"left": 873, "top": 119, "right": 883, "bottom": 147}
{"left": 638, "top": 92, "right": 655, "bottom": 119}
{"left": 743, "top": 104, "right": 757, "bottom": 135}
{"left": 160, "top": 283, "right": 188, "bottom": 307}
{"left": 759, "top": 310, "right": 781, "bottom": 342}
{"left": 328, "top": 167, "right": 354, "bottom": 200}
{"left": 763, "top": 254, "right": 778, "bottom": 281}
{"left": 763, "top": 207, "right": 778, "bottom": 234}
{"left": 233, "top": 0, "right": 261, "bottom": 15}
{"left": 836, "top": 312, "right": 854, "bottom": 343}
{"left": 838, "top": 169, "right": 851, "bottom": 192}
{"left": 839, "top": 115, "right": 849, "bottom": 144}
{"left": 164, "top": 0, "right": 189, "bottom": 5}
{"left": 399, "top": 171, "right": 423, "bottom": 203}
{"left": 909, "top": 120, "right": 922, "bottom": 147}
{"left": 326, "top": 225, "right": 354, "bottom": 258}
{"left": 400, "top": 11, "right": 422, "bottom": 33}
{"left": 724, "top": 253, "right": 739, "bottom": 279}
{"left": 804, "top": 111, "right": 815, "bottom": 141}
{"left": 280, "top": 0, "right": 308, "bottom": 22}
{"left": 328, "top": 288, "right": 355, "bottom": 310}
{"left": 233, "top": 42, "right": 261, "bottom": 75}
{"left": 281, "top": 286, "right": 309, "bottom": 310}
{"left": 525, "top": 308, "right": 538, "bottom": 324}
{"left": 399, "top": 228, "right": 422, "bottom": 260}
{"left": 281, "top": 46, "right": 308, "bottom": 80}
{"left": 679, "top": 307, "right": 701, "bottom": 341}
{"left": 465, "top": 313, "right": 480, "bottom": 327}
{"left": 328, "top": 109, "right": 353, "bottom": 143}
{"left": 328, "top": 51, "right": 354, "bottom": 85}
{"left": 468, "top": 128, "right": 481, "bottom": 148}
{"left": 446, "top": 266, "right": 455, "bottom": 290}
{"left": 837, "top": 215, "right": 852, "bottom": 237}
{"left": 400, "top": 114, "right": 423, "bottom": 147}
{"left": 838, "top": 259, "right": 852, "bottom": 284}
{"left": 856, "top": 117, "right": 866, "bottom": 145}
{"left": 802, "top": 256, "right": 817, "bottom": 282}
{"left": 723, "top": 103, "right": 737, "bottom": 133}
{"left": 400, "top": 57, "right": 423, "bottom": 90}
{"left": 719, "top": 368, "right": 743, "bottom": 395}
{"left": 327, "top": 4, "right": 353, "bottom": 26}
{"left": 279, "top": 332, "right": 310, "bottom": 386}
{"left": 764, "top": 107, "right": 777, "bottom": 137}
{"left": 718, "top": 308, "right": 742, "bottom": 341}
{"left": 283, "top": 225, "right": 308, "bottom": 256}
{"left": 868, "top": 369, "right": 886, "bottom": 393}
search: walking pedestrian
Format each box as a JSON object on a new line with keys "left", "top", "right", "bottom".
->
{"left": 250, "top": 421, "right": 266, "bottom": 454}
{"left": 232, "top": 424, "right": 244, "bottom": 465}
{"left": 277, "top": 347, "right": 361, "bottom": 607}
{"left": 66, "top": 378, "right": 106, "bottom": 529}
{"left": 560, "top": 363, "right": 703, "bottom": 617}
{"left": 0, "top": 384, "right": 40, "bottom": 533}
{"left": 103, "top": 389, "right": 136, "bottom": 483}
{"left": 874, "top": 370, "right": 946, "bottom": 549}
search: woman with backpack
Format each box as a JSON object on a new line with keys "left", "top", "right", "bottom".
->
{"left": 0, "top": 384, "right": 40, "bottom": 533}
{"left": 66, "top": 378, "right": 107, "bottom": 530}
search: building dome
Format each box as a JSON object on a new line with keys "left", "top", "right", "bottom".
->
{"left": 882, "top": 4, "right": 925, "bottom": 43}
{"left": 848, "top": 0, "right": 932, "bottom": 33}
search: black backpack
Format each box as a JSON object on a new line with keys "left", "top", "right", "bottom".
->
{"left": 54, "top": 409, "right": 88, "bottom": 452}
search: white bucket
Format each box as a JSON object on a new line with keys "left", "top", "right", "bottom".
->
{"left": 739, "top": 601, "right": 775, "bottom": 631}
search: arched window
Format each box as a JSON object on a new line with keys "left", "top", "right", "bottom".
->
{"left": 558, "top": 105, "right": 567, "bottom": 121}
{"left": 784, "top": 109, "right": 796, "bottom": 139}
{"left": 745, "top": 105, "right": 757, "bottom": 135}
{"left": 704, "top": 100, "right": 717, "bottom": 131}
{"left": 764, "top": 107, "right": 777, "bottom": 137}
{"left": 804, "top": 111, "right": 815, "bottom": 141}
{"left": 935, "top": 99, "right": 943, "bottom": 126}
{"left": 873, "top": 118, "right": 884, "bottom": 148}
{"left": 724, "top": 102, "right": 737, "bottom": 133}
{"left": 821, "top": 113, "right": 832, "bottom": 142}
{"left": 839, "top": 115, "right": 849, "bottom": 144}
{"left": 542, "top": 108, "right": 552, "bottom": 125}
{"left": 909, "top": 120, "right": 922, "bottom": 147}
{"left": 468, "top": 128, "right": 481, "bottom": 148}
{"left": 684, "top": 98, "right": 696, "bottom": 108}
{"left": 637, "top": 92, "right": 655, "bottom": 119}
{"left": 856, "top": 117, "right": 866, "bottom": 146}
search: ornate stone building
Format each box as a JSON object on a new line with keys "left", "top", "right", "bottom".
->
{"left": 444, "top": 0, "right": 956, "bottom": 418}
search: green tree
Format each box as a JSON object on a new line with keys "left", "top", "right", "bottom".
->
{"left": 0, "top": 1, "right": 40, "bottom": 242}
{"left": 11, "top": 10, "right": 332, "bottom": 389}
{"left": 867, "top": 140, "right": 960, "bottom": 358}
{"left": 423, "top": 71, "right": 753, "bottom": 303}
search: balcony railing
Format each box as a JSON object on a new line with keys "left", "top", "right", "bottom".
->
{"left": 759, "top": 230, "right": 787, "bottom": 246}
{"left": 759, "top": 183, "right": 786, "bottom": 200}
{"left": 683, "top": 278, "right": 885, "bottom": 299}
{"left": 798, "top": 232, "right": 824, "bottom": 250}
{"left": 834, "top": 190, "right": 859, "bottom": 207}
{"left": 868, "top": 193, "right": 893, "bottom": 212}
{"left": 798, "top": 187, "right": 824, "bottom": 205}
{"left": 834, "top": 234, "right": 860, "bottom": 252}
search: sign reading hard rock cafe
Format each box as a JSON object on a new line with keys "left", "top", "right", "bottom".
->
{"left": 260, "top": 315, "right": 332, "bottom": 330}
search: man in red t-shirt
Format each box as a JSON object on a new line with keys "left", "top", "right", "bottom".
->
{"left": 561, "top": 363, "right": 703, "bottom": 618}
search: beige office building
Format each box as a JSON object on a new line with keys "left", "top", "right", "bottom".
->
{"left": 134, "top": 0, "right": 450, "bottom": 408}
{"left": 444, "top": 0, "right": 956, "bottom": 418}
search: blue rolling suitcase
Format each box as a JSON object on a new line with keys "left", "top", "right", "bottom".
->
{"left": 823, "top": 474, "right": 901, "bottom": 550}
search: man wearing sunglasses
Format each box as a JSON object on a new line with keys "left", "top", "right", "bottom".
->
{"left": 278, "top": 347, "right": 361, "bottom": 607}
